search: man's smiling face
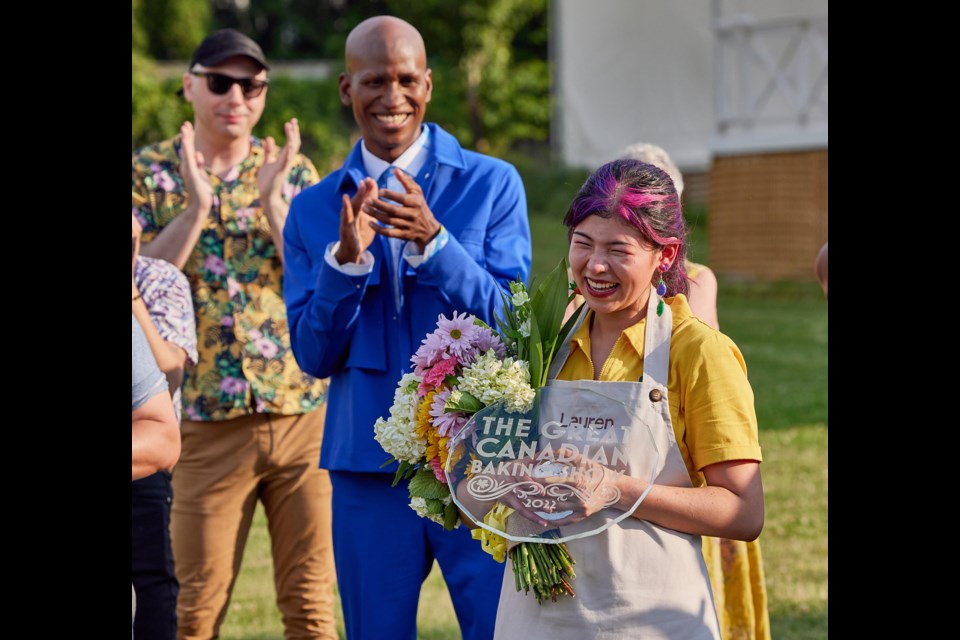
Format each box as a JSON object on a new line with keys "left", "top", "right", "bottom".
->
{"left": 339, "top": 26, "right": 432, "bottom": 162}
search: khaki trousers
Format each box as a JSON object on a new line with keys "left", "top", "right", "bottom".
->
{"left": 171, "top": 408, "right": 336, "bottom": 639}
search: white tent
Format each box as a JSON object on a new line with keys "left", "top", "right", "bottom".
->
{"left": 552, "top": 0, "right": 827, "bottom": 174}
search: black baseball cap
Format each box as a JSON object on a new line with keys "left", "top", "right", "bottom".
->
{"left": 189, "top": 28, "right": 270, "bottom": 71}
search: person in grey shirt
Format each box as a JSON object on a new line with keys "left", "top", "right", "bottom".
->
{"left": 132, "top": 315, "right": 180, "bottom": 636}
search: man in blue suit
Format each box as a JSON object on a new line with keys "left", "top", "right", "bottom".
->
{"left": 283, "top": 15, "right": 531, "bottom": 640}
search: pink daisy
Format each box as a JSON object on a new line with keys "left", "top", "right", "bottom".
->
{"left": 412, "top": 330, "right": 447, "bottom": 374}
{"left": 429, "top": 389, "right": 468, "bottom": 437}
{"left": 436, "top": 312, "right": 478, "bottom": 359}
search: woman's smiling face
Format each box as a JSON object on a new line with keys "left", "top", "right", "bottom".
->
{"left": 569, "top": 214, "right": 672, "bottom": 320}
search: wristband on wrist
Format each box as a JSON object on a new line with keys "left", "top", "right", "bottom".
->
{"left": 132, "top": 292, "right": 142, "bottom": 302}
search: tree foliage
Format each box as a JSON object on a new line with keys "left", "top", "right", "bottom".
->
{"left": 133, "top": 0, "right": 551, "bottom": 158}
{"left": 134, "top": 0, "right": 212, "bottom": 59}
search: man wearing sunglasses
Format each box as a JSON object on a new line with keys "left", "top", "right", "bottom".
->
{"left": 132, "top": 28, "right": 336, "bottom": 640}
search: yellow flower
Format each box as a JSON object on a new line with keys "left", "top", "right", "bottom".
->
{"left": 415, "top": 391, "right": 437, "bottom": 441}
{"left": 471, "top": 502, "right": 516, "bottom": 563}
{"left": 447, "top": 442, "right": 466, "bottom": 471}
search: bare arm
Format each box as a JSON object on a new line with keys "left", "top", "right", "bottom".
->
{"left": 256, "top": 118, "right": 305, "bottom": 263}
{"left": 132, "top": 293, "right": 188, "bottom": 394}
{"left": 132, "top": 216, "right": 190, "bottom": 392}
{"left": 815, "top": 241, "right": 828, "bottom": 300}
{"left": 686, "top": 266, "right": 720, "bottom": 330}
{"left": 619, "top": 460, "right": 763, "bottom": 541}
{"left": 546, "top": 457, "right": 763, "bottom": 541}
{"left": 132, "top": 391, "right": 181, "bottom": 480}
{"left": 140, "top": 122, "right": 213, "bottom": 269}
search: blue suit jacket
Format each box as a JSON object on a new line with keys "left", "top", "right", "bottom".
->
{"left": 284, "top": 123, "right": 532, "bottom": 472}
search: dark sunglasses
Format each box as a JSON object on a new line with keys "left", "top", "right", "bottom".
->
{"left": 191, "top": 71, "right": 269, "bottom": 98}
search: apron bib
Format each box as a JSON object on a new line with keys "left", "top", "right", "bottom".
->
{"left": 493, "top": 288, "right": 721, "bottom": 640}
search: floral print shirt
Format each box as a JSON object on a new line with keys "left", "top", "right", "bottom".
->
{"left": 132, "top": 135, "right": 327, "bottom": 422}
{"left": 134, "top": 255, "right": 199, "bottom": 421}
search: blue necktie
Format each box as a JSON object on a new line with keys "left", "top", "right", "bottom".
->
{"left": 377, "top": 166, "right": 404, "bottom": 312}
{"left": 377, "top": 165, "right": 394, "bottom": 191}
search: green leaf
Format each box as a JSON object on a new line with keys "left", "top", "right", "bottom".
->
{"left": 444, "top": 390, "right": 486, "bottom": 413}
{"left": 426, "top": 498, "right": 446, "bottom": 515}
{"left": 494, "top": 285, "right": 518, "bottom": 338}
{"left": 443, "top": 500, "right": 460, "bottom": 530}
{"left": 528, "top": 313, "right": 544, "bottom": 388}
{"left": 553, "top": 299, "right": 586, "bottom": 371}
{"left": 408, "top": 466, "right": 451, "bottom": 500}
{"left": 530, "top": 258, "right": 570, "bottom": 354}
{"left": 472, "top": 317, "right": 493, "bottom": 330}
{"left": 390, "top": 460, "right": 409, "bottom": 487}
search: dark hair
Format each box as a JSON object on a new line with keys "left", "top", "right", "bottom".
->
{"left": 563, "top": 158, "right": 689, "bottom": 296}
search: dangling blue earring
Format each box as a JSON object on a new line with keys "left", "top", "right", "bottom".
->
{"left": 656, "top": 264, "right": 668, "bottom": 316}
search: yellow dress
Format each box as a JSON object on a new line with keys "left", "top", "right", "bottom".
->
{"left": 702, "top": 536, "right": 770, "bottom": 640}
{"left": 689, "top": 258, "right": 771, "bottom": 639}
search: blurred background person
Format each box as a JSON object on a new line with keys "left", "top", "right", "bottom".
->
{"left": 133, "top": 315, "right": 181, "bottom": 637}
{"left": 620, "top": 142, "right": 770, "bottom": 640}
{"left": 132, "top": 214, "right": 198, "bottom": 640}
{"left": 618, "top": 142, "right": 719, "bottom": 329}
{"left": 815, "top": 241, "right": 828, "bottom": 299}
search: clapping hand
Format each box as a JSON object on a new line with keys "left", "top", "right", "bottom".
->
{"left": 334, "top": 177, "right": 380, "bottom": 264}
{"left": 257, "top": 117, "right": 301, "bottom": 203}
{"left": 178, "top": 121, "right": 214, "bottom": 213}
{"left": 132, "top": 214, "right": 142, "bottom": 276}
{"left": 362, "top": 168, "right": 441, "bottom": 252}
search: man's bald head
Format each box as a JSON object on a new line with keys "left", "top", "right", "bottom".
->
{"left": 339, "top": 15, "right": 433, "bottom": 162}
{"left": 345, "top": 16, "right": 427, "bottom": 73}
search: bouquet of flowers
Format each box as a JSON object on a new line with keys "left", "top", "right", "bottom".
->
{"left": 374, "top": 259, "right": 584, "bottom": 603}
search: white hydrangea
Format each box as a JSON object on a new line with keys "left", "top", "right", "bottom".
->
{"left": 409, "top": 495, "right": 460, "bottom": 528}
{"left": 499, "top": 360, "right": 537, "bottom": 413}
{"left": 373, "top": 372, "right": 426, "bottom": 464}
{"left": 458, "top": 350, "right": 535, "bottom": 414}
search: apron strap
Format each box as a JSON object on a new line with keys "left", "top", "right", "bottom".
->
{"left": 642, "top": 284, "right": 671, "bottom": 388}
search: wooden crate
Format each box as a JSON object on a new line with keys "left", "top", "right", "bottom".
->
{"left": 708, "top": 149, "right": 827, "bottom": 281}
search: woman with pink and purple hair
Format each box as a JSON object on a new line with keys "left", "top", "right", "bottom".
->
{"left": 492, "top": 159, "right": 765, "bottom": 640}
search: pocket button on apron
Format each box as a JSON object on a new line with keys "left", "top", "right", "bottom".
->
{"left": 649, "top": 388, "right": 663, "bottom": 402}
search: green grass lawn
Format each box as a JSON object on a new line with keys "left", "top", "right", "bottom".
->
{"left": 217, "top": 164, "right": 827, "bottom": 639}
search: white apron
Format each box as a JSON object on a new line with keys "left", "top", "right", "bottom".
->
{"left": 492, "top": 289, "right": 721, "bottom": 640}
